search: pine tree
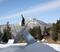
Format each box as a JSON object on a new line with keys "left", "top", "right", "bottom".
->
{"left": 28, "top": 26, "right": 42, "bottom": 40}
{"left": 38, "top": 26, "right": 42, "bottom": 40}
{"left": 2, "top": 22, "right": 11, "bottom": 42}
{"left": 43, "top": 26, "right": 47, "bottom": 36}
{"left": 56, "top": 20, "right": 60, "bottom": 33}
{"left": 52, "top": 23, "right": 58, "bottom": 41}
{"left": 43, "top": 26, "right": 50, "bottom": 37}
{"left": 28, "top": 27, "right": 37, "bottom": 38}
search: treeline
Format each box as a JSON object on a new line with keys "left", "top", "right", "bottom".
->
{"left": 28, "top": 20, "right": 60, "bottom": 41}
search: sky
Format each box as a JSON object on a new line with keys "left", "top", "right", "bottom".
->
{"left": 0, "top": 0, "right": 60, "bottom": 25}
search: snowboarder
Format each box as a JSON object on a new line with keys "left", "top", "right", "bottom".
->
{"left": 21, "top": 15, "right": 25, "bottom": 26}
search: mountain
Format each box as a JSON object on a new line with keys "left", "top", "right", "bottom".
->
{"left": 18, "top": 18, "right": 52, "bottom": 34}
{"left": 0, "top": 18, "right": 52, "bottom": 42}
{"left": 18, "top": 18, "right": 52, "bottom": 29}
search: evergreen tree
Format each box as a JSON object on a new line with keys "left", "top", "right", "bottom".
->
{"left": 43, "top": 26, "right": 50, "bottom": 37}
{"left": 37, "top": 26, "right": 42, "bottom": 40}
{"left": 52, "top": 23, "right": 58, "bottom": 41}
{"left": 28, "top": 26, "right": 42, "bottom": 40}
{"left": 52, "top": 31, "right": 58, "bottom": 41}
{"left": 2, "top": 22, "right": 11, "bottom": 42}
{"left": 29, "top": 27, "right": 37, "bottom": 38}
{"left": 43, "top": 26, "right": 47, "bottom": 36}
{"left": 56, "top": 20, "right": 60, "bottom": 33}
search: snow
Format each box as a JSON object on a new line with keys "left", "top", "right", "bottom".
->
{"left": 25, "top": 42, "right": 58, "bottom": 52}
{"left": 37, "top": 41, "right": 40, "bottom": 42}
{"left": 8, "top": 39, "right": 14, "bottom": 44}
{"left": 0, "top": 43, "right": 27, "bottom": 48}
{"left": 41, "top": 39, "right": 45, "bottom": 42}
{"left": 0, "top": 42, "right": 60, "bottom": 52}
{"left": 45, "top": 43, "right": 60, "bottom": 52}
{"left": 57, "top": 41, "right": 60, "bottom": 43}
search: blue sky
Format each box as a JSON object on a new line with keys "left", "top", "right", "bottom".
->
{"left": 0, "top": 0, "right": 60, "bottom": 25}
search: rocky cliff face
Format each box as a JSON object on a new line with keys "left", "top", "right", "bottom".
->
{"left": 0, "top": 18, "right": 52, "bottom": 42}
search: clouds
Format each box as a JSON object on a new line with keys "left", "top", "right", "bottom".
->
{"left": 0, "top": 0, "right": 60, "bottom": 21}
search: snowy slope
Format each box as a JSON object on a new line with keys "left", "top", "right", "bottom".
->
{"left": 45, "top": 43, "right": 60, "bottom": 52}
{"left": 25, "top": 42, "right": 58, "bottom": 52}
{"left": 0, "top": 42, "right": 60, "bottom": 52}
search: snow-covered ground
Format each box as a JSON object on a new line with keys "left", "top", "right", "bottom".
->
{"left": 0, "top": 42, "right": 60, "bottom": 52}
{"left": 0, "top": 43, "right": 27, "bottom": 48}
{"left": 45, "top": 43, "right": 60, "bottom": 52}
